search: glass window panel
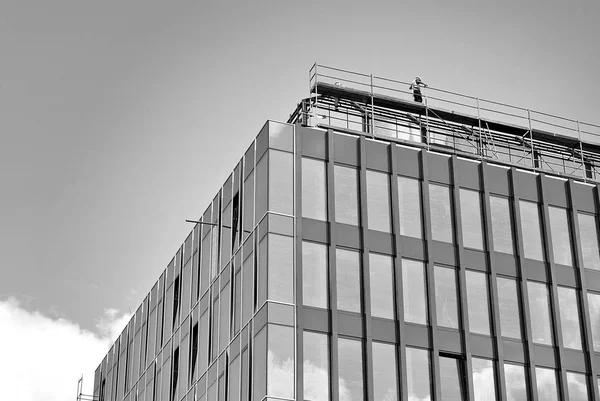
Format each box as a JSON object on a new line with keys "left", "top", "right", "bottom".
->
{"left": 303, "top": 331, "right": 330, "bottom": 401}
{"left": 497, "top": 277, "right": 522, "bottom": 340}
{"left": 269, "top": 150, "right": 293, "bottom": 215}
{"left": 519, "top": 201, "right": 544, "bottom": 261}
{"left": 372, "top": 342, "right": 398, "bottom": 401}
{"left": 439, "top": 356, "right": 466, "bottom": 401}
{"left": 268, "top": 234, "right": 294, "bottom": 303}
{"left": 490, "top": 196, "right": 514, "bottom": 254}
{"left": 303, "top": 242, "right": 328, "bottom": 309}
{"left": 198, "top": 312, "right": 208, "bottom": 374}
{"left": 402, "top": 259, "right": 428, "bottom": 325}
{"left": 219, "top": 283, "right": 230, "bottom": 352}
{"left": 472, "top": 358, "right": 497, "bottom": 401}
{"left": 334, "top": 165, "right": 360, "bottom": 226}
{"left": 366, "top": 170, "right": 392, "bottom": 232}
{"left": 337, "top": 338, "right": 364, "bottom": 401}
{"left": 429, "top": 184, "right": 454, "bottom": 243}
{"left": 588, "top": 292, "right": 600, "bottom": 351}
{"left": 201, "top": 235, "right": 211, "bottom": 295}
{"left": 466, "top": 271, "right": 491, "bottom": 335}
{"left": 527, "top": 282, "right": 553, "bottom": 345}
{"left": 256, "top": 154, "right": 268, "bottom": 223}
{"left": 369, "top": 253, "right": 395, "bottom": 319}
{"left": 504, "top": 363, "right": 528, "bottom": 401}
{"left": 241, "top": 348, "right": 249, "bottom": 401}
{"left": 221, "top": 204, "right": 232, "bottom": 268}
{"left": 558, "top": 286, "right": 583, "bottom": 350}
{"left": 336, "top": 249, "right": 362, "bottom": 313}
{"left": 267, "top": 325, "right": 294, "bottom": 399}
{"left": 567, "top": 372, "right": 589, "bottom": 401}
{"left": 406, "top": 347, "right": 431, "bottom": 401}
{"left": 234, "top": 270, "right": 241, "bottom": 334}
{"left": 242, "top": 253, "right": 253, "bottom": 325}
{"left": 302, "top": 158, "right": 328, "bottom": 221}
{"left": 435, "top": 266, "right": 459, "bottom": 329}
{"left": 243, "top": 170, "right": 254, "bottom": 238}
{"left": 253, "top": 328, "right": 267, "bottom": 401}
{"left": 397, "top": 176, "right": 423, "bottom": 239}
{"left": 549, "top": 206, "right": 573, "bottom": 266}
{"left": 578, "top": 212, "right": 600, "bottom": 271}
{"left": 268, "top": 121, "right": 293, "bottom": 151}
{"left": 535, "top": 367, "right": 559, "bottom": 401}
{"left": 460, "top": 189, "right": 484, "bottom": 250}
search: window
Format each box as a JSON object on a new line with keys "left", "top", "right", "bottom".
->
{"left": 588, "top": 292, "right": 600, "bottom": 351}
{"left": 490, "top": 196, "right": 514, "bottom": 254}
{"left": 229, "top": 356, "right": 240, "bottom": 401}
{"left": 198, "top": 312, "right": 208, "bottom": 373}
{"left": 435, "top": 266, "right": 459, "bottom": 329}
{"left": 460, "top": 189, "right": 484, "bottom": 250}
{"left": 558, "top": 286, "right": 583, "bottom": 350}
{"left": 439, "top": 356, "right": 467, "bottom": 401}
{"left": 269, "top": 150, "right": 294, "bottom": 215}
{"left": 535, "top": 367, "right": 559, "bottom": 401}
{"left": 268, "top": 325, "right": 295, "bottom": 398}
{"left": 527, "top": 282, "right": 553, "bottom": 345}
{"left": 567, "top": 372, "right": 589, "bottom": 401}
{"left": 369, "top": 253, "right": 395, "bottom": 319}
{"left": 429, "top": 184, "right": 454, "bottom": 243}
{"left": 334, "top": 165, "right": 360, "bottom": 225}
{"left": 372, "top": 342, "right": 398, "bottom": 401}
{"left": 504, "top": 363, "right": 528, "bottom": 401}
{"left": 303, "top": 331, "right": 330, "bottom": 401}
{"left": 303, "top": 242, "right": 328, "bottom": 308}
{"left": 578, "top": 212, "right": 600, "bottom": 270}
{"left": 242, "top": 253, "right": 253, "bottom": 326}
{"left": 497, "top": 277, "right": 522, "bottom": 340}
{"left": 302, "top": 158, "right": 327, "bottom": 220}
{"left": 336, "top": 249, "right": 362, "bottom": 313}
{"left": 219, "top": 283, "right": 230, "bottom": 352}
{"left": 268, "top": 234, "right": 294, "bottom": 303}
{"left": 397, "top": 176, "right": 423, "bottom": 238}
{"left": 471, "top": 358, "right": 497, "bottom": 401}
{"left": 519, "top": 201, "right": 544, "bottom": 261}
{"left": 406, "top": 347, "right": 431, "bottom": 401}
{"left": 366, "top": 170, "right": 391, "bottom": 232}
{"left": 234, "top": 269, "right": 241, "bottom": 334}
{"left": 241, "top": 348, "right": 249, "bottom": 401}
{"left": 253, "top": 328, "right": 267, "bottom": 401}
{"left": 243, "top": 170, "right": 254, "bottom": 238}
{"left": 337, "top": 338, "right": 364, "bottom": 401}
{"left": 190, "top": 323, "right": 199, "bottom": 382}
{"left": 466, "top": 271, "right": 491, "bottom": 335}
{"left": 402, "top": 259, "right": 428, "bottom": 325}
{"left": 549, "top": 206, "right": 573, "bottom": 266}
{"left": 171, "top": 347, "right": 180, "bottom": 401}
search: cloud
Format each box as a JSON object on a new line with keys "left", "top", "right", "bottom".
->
{"left": 0, "top": 297, "right": 130, "bottom": 401}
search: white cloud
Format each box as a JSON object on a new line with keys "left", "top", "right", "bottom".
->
{"left": 0, "top": 297, "right": 130, "bottom": 401}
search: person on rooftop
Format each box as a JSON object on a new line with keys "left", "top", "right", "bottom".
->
{"left": 409, "top": 76, "right": 428, "bottom": 103}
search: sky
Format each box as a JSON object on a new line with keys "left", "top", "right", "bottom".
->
{"left": 1, "top": 0, "right": 599, "bottom": 399}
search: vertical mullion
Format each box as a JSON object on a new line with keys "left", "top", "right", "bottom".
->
{"left": 328, "top": 129, "right": 340, "bottom": 401}
{"left": 295, "top": 127, "right": 304, "bottom": 401}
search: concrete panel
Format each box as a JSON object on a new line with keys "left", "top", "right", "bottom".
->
{"left": 336, "top": 224, "right": 362, "bottom": 250}
{"left": 562, "top": 349, "right": 587, "bottom": 372}
{"left": 462, "top": 249, "right": 487, "bottom": 271}
{"left": 333, "top": 133, "right": 359, "bottom": 166}
{"left": 300, "top": 308, "right": 330, "bottom": 333}
{"left": 396, "top": 145, "right": 421, "bottom": 178}
{"left": 371, "top": 318, "right": 396, "bottom": 343}
{"left": 502, "top": 339, "right": 526, "bottom": 363}
{"left": 431, "top": 241, "right": 457, "bottom": 266}
{"left": 522, "top": 260, "right": 548, "bottom": 283}
{"left": 514, "top": 170, "right": 539, "bottom": 202}
{"left": 404, "top": 324, "right": 430, "bottom": 349}
{"left": 367, "top": 230, "right": 394, "bottom": 255}
{"left": 554, "top": 266, "right": 577, "bottom": 288}
{"left": 456, "top": 159, "right": 481, "bottom": 190}
{"left": 400, "top": 237, "right": 426, "bottom": 261}
{"left": 585, "top": 269, "right": 600, "bottom": 293}
{"left": 469, "top": 335, "right": 495, "bottom": 359}
{"left": 486, "top": 164, "right": 510, "bottom": 196}
{"left": 437, "top": 329, "right": 462, "bottom": 354}
{"left": 494, "top": 253, "right": 518, "bottom": 277}
{"left": 532, "top": 344, "right": 556, "bottom": 368}
{"left": 302, "top": 219, "right": 329, "bottom": 244}
{"left": 365, "top": 140, "right": 390, "bottom": 172}
{"left": 427, "top": 152, "right": 452, "bottom": 185}
{"left": 300, "top": 126, "right": 327, "bottom": 160}
{"left": 572, "top": 182, "right": 597, "bottom": 213}
{"left": 337, "top": 313, "right": 364, "bottom": 338}
{"left": 544, "top": 176, "right": 568, "bottom": 207}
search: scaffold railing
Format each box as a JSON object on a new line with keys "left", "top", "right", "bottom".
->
{"left": 292, "top": 63, "right": 600, "bottom": 183}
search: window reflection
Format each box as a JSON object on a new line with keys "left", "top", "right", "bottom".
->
{"left": 460, "top": 189, "right": 484, "bottom": 250}
{"left": 435, "top": 266, "right": 459, "bottom": 329}
{"left": 369, "top": 253, "right": 395, "bottom": 319}
{"left": 269, "top": 150, "right": 293, "bottom": 215}
{"left": 336, "top": 249, "right": 362, "bottom": 313}
{"left": 402, "top": 259, "right": 428, "bottom": 325}
{"left": 372, "top": 342, "right": 398, "bottom": 401}
{"left": 471, "top": 358, "right": 497, "bottom": 401}
{"left": 268, "top": 234, "right": 294, "bottom": 304}
{"left": 497, "top": 277, "right": 522, "bottom": 340}
{"left": 527, "top": 282, "right": 553, "bottom": 345}
{"left": 303, "top": 331, "right": 330, "bottom": 401}
{"left": 490, "top": 196, "right": 514, "bottom": 254}
{"left": 519, "top": 201, "right": 544, "bottom": 261}
{"left": 567, "top": 372, "right": 589, "bottom": 401}
{"left": 548, "top": 206, "right": 573, "bottom": 266}
{"left": 267, "top": 325, "right": 294, "bottom": 399}
{"left": 588, "top": 292, "right": 600, "bottom": 351}
{"left": 466, "top": 271, "right": 491, "bottom": 335}
{"left": 334, "top": 165, "right": 360, "bottom": 225}
{"left": 429, "top": 184, "right": 454, "bottom": 243}
{"left": 439, "top": 356, "right": 466, "bottom": 401}
{"left": 397, "top": 176, "right": 423, "bottom": 239}
{"left": 504, "top": 363, "right": 528, "bottom": 401}
{"left": 302, "top": 242, "right": 328, "bottom": 309}
{"left": 578, "top": 212, "right": 600, "bottom": 271}
{"left": 558, "top": 286, "right": 583, "bottom": 350}
{"left": 338, "top": 338, "right": 364, "bottom": 401}
{"left": 405, "top": 347, "right": 431, "bottom": 401}
{"left": 302, "top": 158, "right": 327, "bottom": 221}
{"left": 535, "top": 367, "right": 559, "bottom": 401}
{"left": 366, "top": 170, "right": 392, "bottom": 232}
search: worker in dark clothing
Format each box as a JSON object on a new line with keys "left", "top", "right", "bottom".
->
{"left": 409, "top": 76, "right": 428, "bottom": 103}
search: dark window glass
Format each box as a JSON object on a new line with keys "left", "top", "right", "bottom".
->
{"left": 268, "top": 325, "right": 294, "bottom": 398}
{"left": 497, "top": 277, "right": 522, "bottom": 340}
{"left": 372, "top": 342, "right": 398, "bottom": 401}
{"left": 303, "top": 331, "right": 330, "bottom": 401}
{"left": 269, "top": 150, "right": 294, "bottom": 215}
{"left": 302, "top": 242, "right": 328, "bottom": 309}
{"left": 490, "top": 196, "right": 514, "bottom": 254}
{"left": 535, "top": 367, "right": 559, "bottom": 401}
{"left": 435, "top": 266, "right": 459, "bottom": 329}
{"left": 558, "top": 286, "right": 583, "bottom": 350}
{"left": 336, "top": 249, "right": 362, "bottom": 313}
{"left": 567, "top": 372, "right": 589, "bottom": 401}
{"left": 190, "top": 323, "right": 199, "bottom": 382}
{"left": 402, "top": 259, "right": 428, "bottom": 325}
{"left": 429, "top": 184, "right": 453, "bottom": 243}
{"left": 472, "top": 358, "right": 497, "bottom": 401}
{"left": 366, "top": 170, "right": 392, "bottom": 232}
{"left": 439, "top": 356, "right": 467, "bottom": 401}
{"left": 549, "top": 206, "right": 573, "bottom": 266}
{"left": 243, "top": 170, "right": 254, "bottom": 239}
{"left": 588, "top": 292, "right": 600, "bottom": 351}
{"left": 334, "top": 165, "right": 360, "bottom": 225}
{"left": 337, "top": 338, "right": 364, "bottom": 401}
{"left": 397, "top": 176, "right": 423, "bottom": 239}
{"left": 504, "top": 363, "right": 528, "bottom": 401}
{"left": 460, "top": 189, "right": 484, "bottom": 250}
{"left": 198, "top": 312, "right": 208, "bottom": 374}
{"left": 369, "top": 253, "right": 395, "bottom": 319}
{"left": 302, "top": 158, "right": 327, "bottom": 221}
{"left": 406, "top": 347, "right": 431, "bottom": 401}
{"left": 527, "top": 282, "right": 553, "bottom": 345}
{"left": 242, "top": 253, "right": 253, "bottom": 326}
{"left": 268, "top": 234, "right": 294, "bottom": 303}
{"left": 578, "top": 212, "right": 600, "bottom": 270}
{"left": 466, "top": 271, "right": 491, "bottom": 335}
{"left": 221, "top": 203, "right": 232, "bottom": 268}
{"left": 519, "top": 201, "right": 544, "bottom": 261}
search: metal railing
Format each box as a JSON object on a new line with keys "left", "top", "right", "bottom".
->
{"left": 299, "top": 63, "right": 600, "bottom": 182}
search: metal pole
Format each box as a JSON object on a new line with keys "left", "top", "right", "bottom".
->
{"left": 371, "top": 74, "right": 375, "bottom": 138}
{"left": 315, "top": 64, "right": 319, "bottom": 124}
{"left": 577, "top": 120, "right": 586, "bottom": 182}
{"left": 425, "top": 96, "right": 430, "bottom": 150}
{"left": 527, "top": 109, "right": 535, "bottom": 170}
{"left": 477, "top": 97, "right": 483, "bottom": 158}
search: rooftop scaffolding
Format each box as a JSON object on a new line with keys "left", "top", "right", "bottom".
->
{"left": 288, "top": 63, "right": 600, "bottom": 182}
